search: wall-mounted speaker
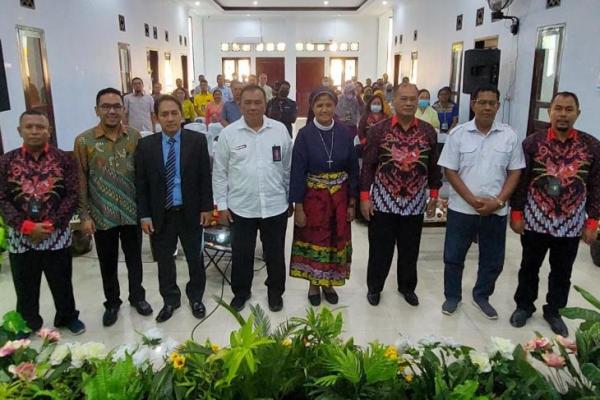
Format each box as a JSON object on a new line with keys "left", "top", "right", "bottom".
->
{"left": 462, "top": 49, "right": 501, "bottom": 94}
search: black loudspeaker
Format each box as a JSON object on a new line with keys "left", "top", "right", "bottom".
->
{"left": 462, "top": 49, "right": 501, "bottom": 94}
{"left": 0, "top": 40, "right": 10, "bottom": 112}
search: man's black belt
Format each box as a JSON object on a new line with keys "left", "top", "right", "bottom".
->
{"left": 165, "top": 206, "right": 184, "bottom": 213}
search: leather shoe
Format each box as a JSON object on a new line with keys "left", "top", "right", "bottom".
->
{"left": 322, "top": 288, "right": 339, "bottom": 305}
{"left": 132, "top": 300, "right": 153, "bottom": 316}
{"left": 544, "top": 314, "right": 569, "bottom": 337}
{"left": 308, "top": 293, "right": 321, "bottom": 306}
{"left": 102, "top": 307, "right": 119, "bottom": 327}
{"left": 156, "top": 304, "right": 180, "bottom": 323}
{"left": 190, "top": 302, "right": 206, "bottom": 319}
{"left": 402, "top": 292, "right": 419, "bottom": 306}
{"left": 268, "top": 294, "right": 283, "bottom": 312}
{"left": 367, "top": 292, "right": 380, "bottom": 306}
{"left": 230, "top": 294, "right": 250, "bottom": 312}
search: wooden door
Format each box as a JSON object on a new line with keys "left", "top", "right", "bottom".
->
{"left": 393, "top": 54, "right": 401, "bottom": 86}
{"left": 256, "top": 57, "right": 285, "bottom": 85}
{"left": 181, "top": 55, "right": 189, "bottom": 90}
{"left": 296, "top": 57, "right": 324, "bottom": 117}
{"left": 148, "top": 50, "right": 159, "bottom": 84}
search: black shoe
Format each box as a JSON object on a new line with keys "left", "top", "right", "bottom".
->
{"left": 102, "top": 307, "right": 119, "bottom": 327}
{"left": 268, "top": 294, "right": 283, "bottom": 312}
{"left": 472, "top": 299, "right": 498, "bottom": 320}
{"left": 230, "top": 294, "right": 250, "bottom": 312}
{"left": 132, "top": 300, "right": 153, "bottom": 316}
{"left": 367, "top": 292, "right": 380, "bottom": 306}
{"left": 402, "top": 292, "right": 419, "bottom": 306}
{"left": 442, "top": 299, "right": 459, "bottom": 315}
{"left": 322, "top": 288, "right": 339, "bottom": 305}
{"left": 156, "top": 304, "right": 180, "bottom": 323}
{"left": 66, "top": 319, "right": 86, "bottom": 335}
{"left": 308, "top": 292, "right": 321, "bottom": 306}
{"left": 544, "top": 314, "right": 569, "bottom": 337}
{"left": 190, "top": 302, "right": 206, "bottom": 319}
{"left": 509, "top": 309, "right": 532, "bottom": 328}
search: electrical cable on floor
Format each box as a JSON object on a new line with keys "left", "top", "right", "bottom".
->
{"left": 190, "top": 262, "right": 229, "bottom": 342}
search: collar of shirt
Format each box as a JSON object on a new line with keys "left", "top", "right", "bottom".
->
{"left": 94, "top": 124, "right": 128, "bottom": 139}
{"left": 547, "top": 127, "right": 578, "bottom": 141}
{"left": 240, "top": 117, "right": 273, "bottom": 134}
{"left": 391, "top": 115, "right": 418, "bottom": 130}
{"left": 20, "top": 143, "right": 49, "bottom": 156}
{"left": 162, "top": 130, "right": 182, "bottom": 144}
{"left": 465, "top": 119, "right": 502, "bottom": 136}
{"left": 133, "top": 91, "right": 145, "bottom": 97}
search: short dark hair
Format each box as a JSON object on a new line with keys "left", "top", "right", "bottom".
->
{"left": 200, "top": 79, "right": 208, "bottom": 84}
{"left": 154, "top": 94, "right": 182, "bottom": 114}
{"left": 240, "top": 84, "right": 266, "bottom": 103}
{"left": 212, "top": 88, "right": 222, "bottom": 95}
{"left": 551, "top": 91, "right": 580, "bottom": 109}
{"left": 438, "top": 86, "right": 452, "bottom": 96}
{"left": 96, "top": 87, "right": 123, "bottom": 106}
{"left": 19, "top": 109, "right": 48, "bottom": 125}
{"left": 131, "top": 77, "right": 143, "bottom": 85}
{"left": 472, "top": 86, "right": 500, "bottom": 101}
{"left": 280, "top": 80, "right": 291, "bottom": 87}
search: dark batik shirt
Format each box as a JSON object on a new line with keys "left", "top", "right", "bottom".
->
{"left": 360, "top": 116, "right": 442, "bottom": 215}
{"left": 0, "top": 145, "right": 78, "bottom": 253}
{"left": 510, "top": 128, "right": 600, "bottom": 237}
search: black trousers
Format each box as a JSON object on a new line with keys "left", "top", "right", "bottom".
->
{"left": 367, "top": 212, "right": 424, "bottom": 294}
{"left": 9, "top": 248, "right": 79, "bottom": 331}
{"left": 94, "top": 225, "right": 146, "bottom": 309}
{"left": 230, "top": 211, "right": 288, "bottom": 298}
{"left": 514, "top": 230, "right": 580, "bottom": 317}
{"left": 150, "top": 209, "right": 206, "bottom": 306}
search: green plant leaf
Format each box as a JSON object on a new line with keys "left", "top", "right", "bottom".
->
{"left": 150, "top": 365, "right": 175, "bottom": 400}
{"left": 574, "top": 285, "right": 600, "bottom": 311}
{"left": 314, "top": 375, "right": 338, "bottom": 387}
{"left": 2, "top": 311, "right": 31, "bottom": 334}
{"left": 581, "top": 363, "right": 600, "bottom": 386}
{"left": 561, "top": 307, "right": 600, "bottom": 322}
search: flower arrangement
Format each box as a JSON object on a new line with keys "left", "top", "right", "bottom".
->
{"left": 0, "top": 286, "right": 598, "bottom": 399}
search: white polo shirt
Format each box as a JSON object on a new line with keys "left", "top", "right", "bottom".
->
{"left": 213, "top": 116, "right": 292, "bottom": 219}
{"left": 438, "top": 119, "right": 525, "bottom": 216}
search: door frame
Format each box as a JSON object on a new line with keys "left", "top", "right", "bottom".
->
{"left": 118, "top": 42, "right": 133, "bottom": 94}
{"left": 146, "top": 48, "right": 160, "bottom": 85}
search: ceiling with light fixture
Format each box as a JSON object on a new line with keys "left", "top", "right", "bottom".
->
{"left": 184, "top": 0, "right": 391, "bottom": 15}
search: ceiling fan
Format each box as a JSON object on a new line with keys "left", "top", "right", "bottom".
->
{"left": 487, "top": 0, "right": 519, "bottom": 35}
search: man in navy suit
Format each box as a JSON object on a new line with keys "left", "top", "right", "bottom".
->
{"left": 135, "top": 95, "right": 213, "bottom": 322}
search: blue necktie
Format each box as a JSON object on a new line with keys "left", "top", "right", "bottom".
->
{"left": 165, "top": 137, "right": 176, "bottom": 208}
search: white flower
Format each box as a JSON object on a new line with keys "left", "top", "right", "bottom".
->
{"left": 49, "top": 344, "right": 70, "bottom": 366}
{"left": 440, "top": 336, "right": 459, "bottom": 349}
{"left": 418, "top": 335, "right": 439, "bottom": 347}
{"left": 70, "top": 342, "right": 107, "bottom": 367}
{"left": 143, "top": 328, "right": 163, "bottom": 341}
{"left": 132, "top": 346, "right": 151, "bottom": 367}
{"left": 469, "top": 351, "right": 491, "bottom": 373}
{"left": 395, "top": 336, "right": 414, "bottom": 352}
{"left": 112, "top": 344, "right": 138, "bottom": 362}
{"left": 487, "top": 337, "right": 515, "bottom": 360}
{"left": 161, "top": 338, "right": 179, "bottom": 356}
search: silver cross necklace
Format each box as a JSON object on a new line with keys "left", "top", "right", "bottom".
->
{"left": 318, "top": 129, "right": 335, "bottom": 169}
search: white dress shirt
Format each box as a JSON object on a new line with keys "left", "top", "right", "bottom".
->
{"left": 438, "top": 119, "right": 525, "bottom": 216}
{"left": 213, "top": 116, "right": 292, "bottom": 218}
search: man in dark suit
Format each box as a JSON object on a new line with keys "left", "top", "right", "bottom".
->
{"left": 135, "top": 94, "right": 213, "bottom": 323}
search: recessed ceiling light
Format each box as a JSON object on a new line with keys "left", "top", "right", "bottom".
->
{"left": 253, "top": 0, "right": 258, "bottom": 5}
{"left": 324, "top": 1, "right": 329, "bottom": 5}
{"left": 382, "top": 0, "right": 388, "bottom": 4}
{"left": 194, "top": 1, "right": 200, "bottom": 5}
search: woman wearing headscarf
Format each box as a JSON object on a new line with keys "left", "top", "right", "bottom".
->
{"left": 289, "top": 87, "right": 359, "bottom": 306}
{"left": 335, "top": 83, "right": 362, "bottom": 128}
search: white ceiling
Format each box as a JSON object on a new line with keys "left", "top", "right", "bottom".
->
{"left": 183, "top": 0, "right": 392, "bottom": 16}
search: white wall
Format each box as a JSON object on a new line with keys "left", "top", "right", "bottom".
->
{"left": 392, "top": 0, "right": 600, "bottom": 138}
{"left": 193, "top": 15, "right": 380, "bottom": 98}
{"left": 0, "top": 0, "right": 191, "bottom": 151}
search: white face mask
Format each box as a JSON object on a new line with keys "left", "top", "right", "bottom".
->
{"left": 371, "top": 104, "right": 382, "bottom": 113}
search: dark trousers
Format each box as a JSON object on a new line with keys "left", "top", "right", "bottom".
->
{"left": 443, "top": 209, "right": 506, "bottom": 302}
{"left": 150, "top": 209, "right": 206, "bottom": 306}
{"left": 9, "top": 248, "right": 79, "bottom": 331}
{"left": 514, "top": 230, "right": 580, "bottom": 317}
{"left": 94, "top": 225, "right": 146, "bottom": 309}
{"left": 367, "top": 212, "right": 424, "bottom": 294}
{"left": 230, "top": 211, "right": 288, "bottom": 298}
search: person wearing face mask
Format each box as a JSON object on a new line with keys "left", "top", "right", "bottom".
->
{"left": 415, "top": 89, "right": 440, "bottom": 130}
{"left": 335, "top": 83, "right": 361, "bottom": 129}
{"left": 266, "top": 81, "right": 298, "bottom": 138}
{"left": 289, "top": 87, "right": 359, "bottom": 306}
{"left": 357, "top": 93, "right": 390, "bottom": 155}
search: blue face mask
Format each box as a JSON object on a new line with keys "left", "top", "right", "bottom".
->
{"left": 418, "top": 99, "right": 430, "bottom": 108}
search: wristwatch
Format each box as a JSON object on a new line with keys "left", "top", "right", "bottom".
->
{"left": 496, "top": 198, "right": 505, "bottom": 208}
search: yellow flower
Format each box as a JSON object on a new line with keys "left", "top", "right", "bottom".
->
{"left": 210, "top": 343, "right": 220, "bottom": 353}
{"left": 384, "top": 345, "right": 398, "bottom": 361}
{"left": 404, "top": 374, "right": 414, "bottom": 383}
{"left": 282, "top": 338, "right": 292, "bottom": 348}
{"left": 170, "top": 352, "right": 186, "bottom": 369}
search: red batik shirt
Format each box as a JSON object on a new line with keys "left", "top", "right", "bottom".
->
{"left": 510, "top": 128, "right": 600, "bottom": 237}
{"left": 0, "top": 145, "right": 78, "bottom": 252}
{"left": 360, "top": 116, "right": 442, "bottom": 215}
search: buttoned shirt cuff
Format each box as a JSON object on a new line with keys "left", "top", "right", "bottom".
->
{"left": 216, "top": 202, "right": 228, "bottom": 211}
{"left": 140, "top": 217, "right": 152, "bottom": 223}
{"left": 359, "top": 191, "right": 370, "bottom": 201}
{"left": 429, "top": 189, "right": 439, "bottom": 199}
{"left": 510, "top": 211, "right": 523, "bottom": 222}
{"left": 585, "top": 218, "right": 598, "bottom": 231}
{"left": 21, "top": 220, "right": 36, "bottom": 235}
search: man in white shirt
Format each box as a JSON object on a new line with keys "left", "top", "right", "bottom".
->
{"left": 124, "top": 77, "right": 157, "bottom": 132}
{"left": 259, "top": 73, "right": 273, "bottom": 101}
{"left": 213, "top": 85, "right": 293, "bottom": 313}
{"left": 438, "top": 86, "right": 525, "bottom": 319}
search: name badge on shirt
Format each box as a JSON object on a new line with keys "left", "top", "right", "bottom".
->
{"left": 272, "top": 145, "right": 282, "bottom": 162}
{"left": 441, "top": 122, "right": 449, "bottom": 131}
{"left": 234, "top": 144, "right": 247, "bottom": 151}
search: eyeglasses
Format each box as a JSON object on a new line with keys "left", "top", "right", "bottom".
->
{"left": 474, "top": 100, "right": 499, "bottom": 107}
{"left": 99, "top": 104, "right": 124, "bottom": 112}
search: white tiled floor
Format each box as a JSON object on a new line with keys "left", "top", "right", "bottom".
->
{"left": 1, "top": 221, "right": 598, "bottom": 351}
